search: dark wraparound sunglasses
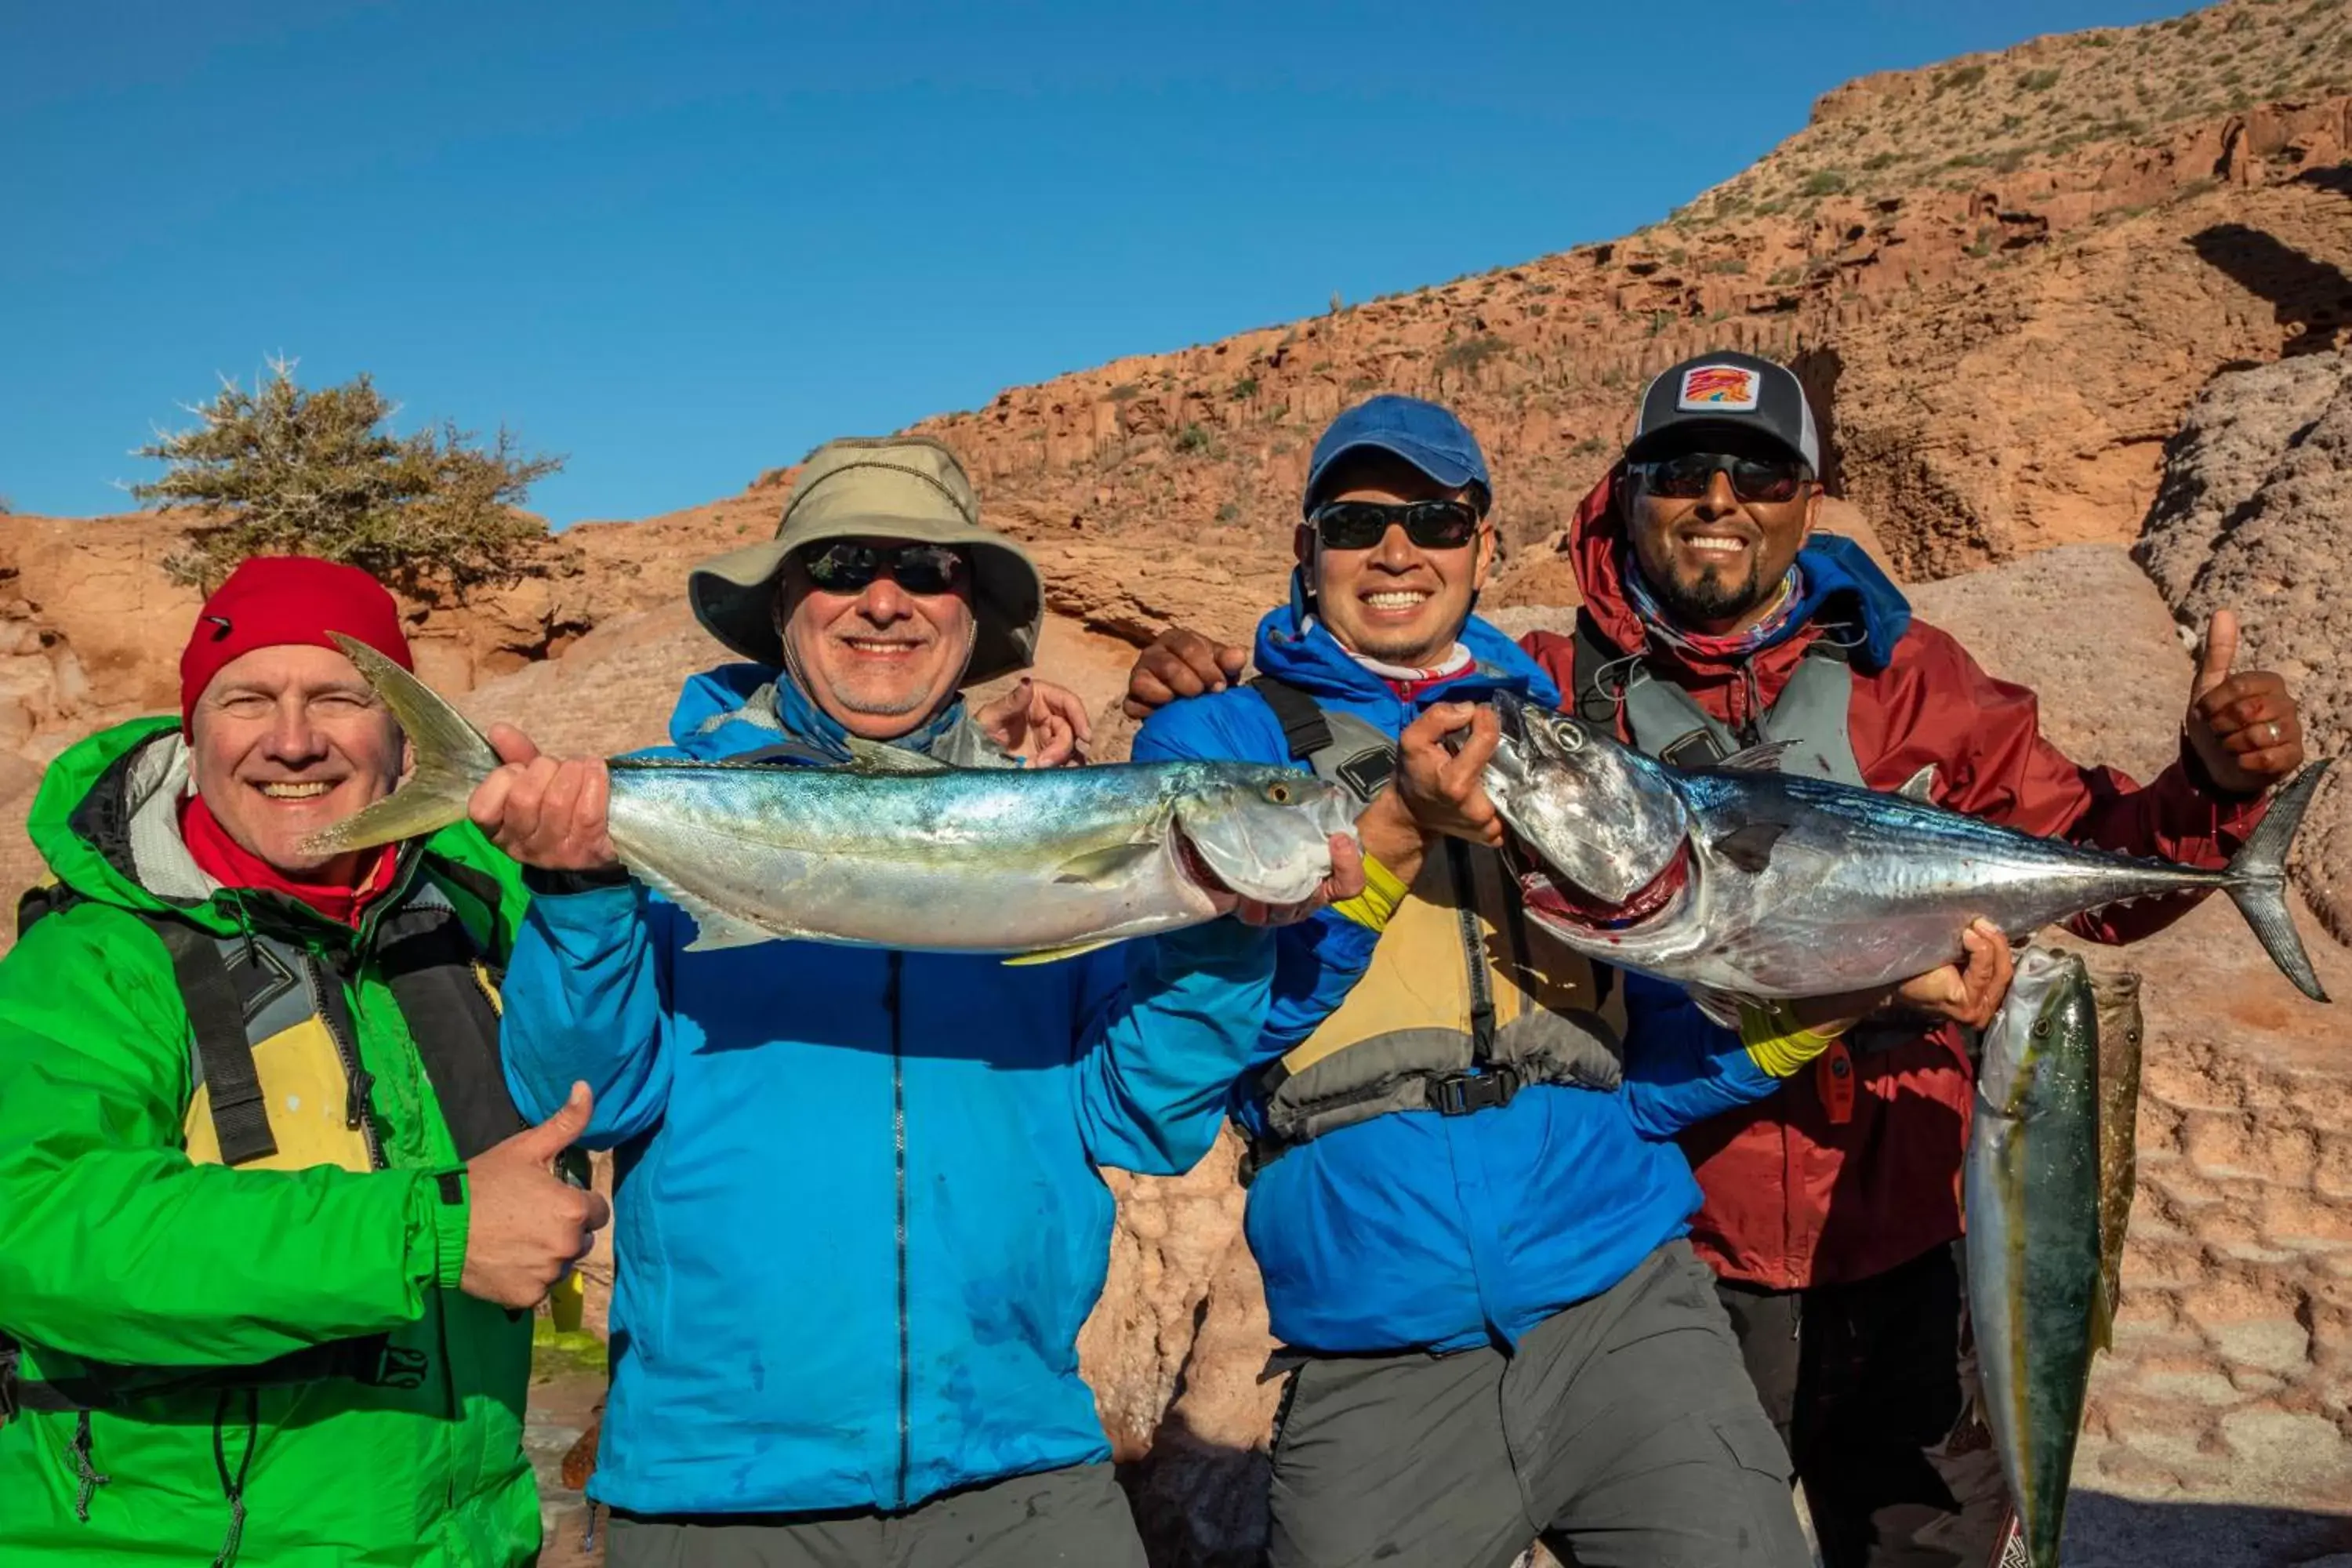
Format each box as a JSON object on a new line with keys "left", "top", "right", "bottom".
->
{"left": 802, "top": 542, "right": 965, "bottom": 595}
{"left": 1629, "top": 452, "right": 1813, "bottom": 504}
{"left": 1308, "top": 499, "right": 1483, "bottom": 552}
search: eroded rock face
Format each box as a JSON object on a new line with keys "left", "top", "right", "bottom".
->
{"left": 2136, "top": 349, "right": 2352, "bottom": 946}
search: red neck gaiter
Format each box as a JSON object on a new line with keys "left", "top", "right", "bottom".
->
{"left": 180, "top": 793, "right": 397, "bottom": 930}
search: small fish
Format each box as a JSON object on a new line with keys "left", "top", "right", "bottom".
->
{"left": 1968, "top": 947, "right": 2104, "bottom": 1568}
{"left": 302, "top": 636, "right": 1358, "bottom": 956}
{"left": 1480, "top": 689, "right": 2331, "bottom": 1019}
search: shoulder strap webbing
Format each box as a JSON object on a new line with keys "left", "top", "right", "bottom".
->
{"left": 1246, "top": 675, "right": 1399, "bottom": 806}
{"left": 1566, "top": 613, "right": 1628, "bottom": 729}
{"left": 375, "top": 889, "right": 521, "bottom": 1162}
{"left": 1247, "top": 675, "right": 1334, "bottom": 760}
{"left": 146, "top": 918, "right": 278, "bottom": 1167}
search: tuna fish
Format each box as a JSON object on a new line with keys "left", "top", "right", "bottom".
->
{"left": 1966, "top": 946, "right": 2104, "bottom": 1568}
{"left": 302, "top": 635, "right": 1358, "bottom": 955}
{"left": 1481, "top": 689, "right": 2332, "bottom": 1016}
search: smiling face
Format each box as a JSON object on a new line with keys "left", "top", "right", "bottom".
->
{"left": 778, "top": 538, "right": 978, "bottom": 739}
{"left": 1296, "top": 452, "right": 1494, "bottom": 668}
{"left": 187, "top": 644, "right": 408, "bottom": 882}
{"left": 1626, "top": 433, "right": 1821, "bottom": 633}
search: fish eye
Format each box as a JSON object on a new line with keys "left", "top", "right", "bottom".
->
{"left": 1265, "top": 781, "right": 1294, "bottom": 804}
{"left": 1548, "top": 719, "right": 1584, "bottom": 752}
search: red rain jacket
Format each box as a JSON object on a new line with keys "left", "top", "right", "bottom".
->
{"left": 1519, "top": 474, "right": 2269, "bottom": 1290}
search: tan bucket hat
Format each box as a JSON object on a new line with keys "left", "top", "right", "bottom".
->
{"left": 688, "top": 435, "right": 1044, "bottom": 684}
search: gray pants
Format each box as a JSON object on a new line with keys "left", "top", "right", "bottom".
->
{"left": 604, "top": 1462, "right": 1149, "bottom": 1568}
{"left": 1267, "top": 1240, "right": 1813, "bottom": 1568}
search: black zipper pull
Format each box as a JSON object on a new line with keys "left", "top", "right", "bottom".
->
{"left": 346, "top": 1066, "right": 376, "bottom": 1131}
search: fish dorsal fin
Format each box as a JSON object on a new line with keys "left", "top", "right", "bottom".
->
{"left": 1051, "top": 841, "right": 1163, "bottom": 888}
{"left": 1710, "top": 822, "right": 1788, "bottom": 876}
{"left": 1896, "top": 764, "right": 1938, "bottom": 804}
{"left": 842, "top": 735, "right": 953, "bottom": 775}
{"left": 1002, "top": 937, "right": 1121, "bottom": 967}
{"left": 1715, "top": 740, "right": 1798, "bottom": 774}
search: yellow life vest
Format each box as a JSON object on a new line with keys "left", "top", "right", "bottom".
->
{"left": 1243, "top": 677, "right": 1628, "bottom": 1157}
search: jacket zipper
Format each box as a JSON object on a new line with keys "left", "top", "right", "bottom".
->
{"left": 887, "top": 952, "right": 910, "bottom": 1508}
{"left": 307, "top": 956, "right": 386, "bottom": 1171}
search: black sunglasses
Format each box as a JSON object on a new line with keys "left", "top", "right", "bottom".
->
{"left": 1308, "top": 499, "right": 1483, "bottom": 552}
{"left": 802, "top": 542, "right": 964, "bottom": 596}
{"left": 1629, "top": 452, "right": 1813, "bottom": 504}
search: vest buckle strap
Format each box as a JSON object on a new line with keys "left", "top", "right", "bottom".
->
{"left": 1425, "top": 1065, "right": 1519, "bottom": 1117}
{"left": 372, "top": 1346, "right": 430, "bottom": 1390}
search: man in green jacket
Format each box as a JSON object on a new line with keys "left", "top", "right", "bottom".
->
{"left": 0, "top": 556, "right": 607, "bottom": 1566}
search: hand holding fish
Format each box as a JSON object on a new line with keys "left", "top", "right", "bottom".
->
{"left": 976, "top": 677, "right": 1093, "bottom": 768}
{"left": 1123, "top": 626, "right": 1247, "bottom": 719}
{"left": 1396, "top": 702, "right": 1506, "bottom": 849}
{"left": 1783, "top": 919, "right": 2017, "bottom": 1035}
{"left": 1203, "top": 832, "right": 1367, "bottom": 927}
{"left": 2186, "top": 608, "right": 2304, "bottom": 795}
{"left": 470, "top": 727, "right": 620, "bottom": 873}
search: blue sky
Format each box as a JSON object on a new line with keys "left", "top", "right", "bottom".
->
{"left": 2, "top": 0, "right": 2199, "bottom": 527}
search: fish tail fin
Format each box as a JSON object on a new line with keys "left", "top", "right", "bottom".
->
{"left": 299, "top": 633, "right": 503, "bottom": 858}
{"left": 2222, "top": 760, "right": 2331, "bottom": 1004}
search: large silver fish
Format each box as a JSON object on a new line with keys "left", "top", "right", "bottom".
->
{"left": 1967, "top": 946, "right": 2104, "bottom": 1568}
{"left": 303, "top": 636, "right": 1358, "bottom": 955}
{"left": 1482, "top": 690, "right": 2331, "bottom": 1017}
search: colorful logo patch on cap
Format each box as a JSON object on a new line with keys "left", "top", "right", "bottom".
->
{"left": 1678, "top": 365, "right": 1760, "bottom": 412}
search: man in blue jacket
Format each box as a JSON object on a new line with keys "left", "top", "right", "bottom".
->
{"left": 466, "top": 435, "right": 1360, "bottom": 1568}
{"left": 1127, "top": 397, "right": 1997, "bottom": 1568}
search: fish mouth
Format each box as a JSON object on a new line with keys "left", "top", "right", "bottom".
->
{"left": 1172, "top": 829, "right": 1224, "bottom": 895}
{"left": 1512, "top": 836, "right": 1692, "bottom": 938}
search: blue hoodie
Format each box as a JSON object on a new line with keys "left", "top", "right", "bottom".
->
{"left": 1132, "top": 586, "right": 1783, "bottom": 1355}
{"left": 499, "top": 666, "right": 1277, "bottom": 1517}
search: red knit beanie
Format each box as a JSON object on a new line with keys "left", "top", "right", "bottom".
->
{"left": 179, "top": 557, "right": 415, "bottom": 731}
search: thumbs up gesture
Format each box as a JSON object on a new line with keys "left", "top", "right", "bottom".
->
{"left": 459, "top": 1081, "right": 612, "bottom": 1310}
{"left": 2186, "top": 608, "right": 2306, "bottom": 797}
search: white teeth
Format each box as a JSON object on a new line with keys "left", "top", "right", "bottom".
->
{"left": 844, "top": 640, "right": 916, "bottom": 652}
{"left": 1688, "top": 535, "right": 1748, "bottom": 551}
{"left": 1364, "top": 591, "right": 1429, "bottom": 609}
{"left": 260, "top": 782, "right": 332, "bottom": 799}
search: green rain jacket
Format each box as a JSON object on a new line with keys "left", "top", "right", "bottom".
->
{"left": 0, "top": 717, "right": 542, "bottom": 1566}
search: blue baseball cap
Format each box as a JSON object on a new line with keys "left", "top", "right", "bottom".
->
{"left": 1302, "top": 395, "right": 1493, "bottom": 517}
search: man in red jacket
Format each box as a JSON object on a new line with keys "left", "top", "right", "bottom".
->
{"left": 1121, "top": 351, "right": 2310, "bottom": 1568}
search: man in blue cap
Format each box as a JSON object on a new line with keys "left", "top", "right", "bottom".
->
{"left": 1128, "top": 397, "right": 1829, "bottom": 1567}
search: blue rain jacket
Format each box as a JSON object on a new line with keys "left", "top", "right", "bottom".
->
{"left": 500, "top": 665, "right": 1276, "bottom": 1517}
{"left": 1132, "top": 583, "right": 1781, "bottom": 1355}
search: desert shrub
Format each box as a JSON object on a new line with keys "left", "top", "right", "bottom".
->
{"left": 134, "top": 358, "right": 559, "bottom": 595}
{"left": 1800, "top": 169, "right": 1851, "bottom": 196}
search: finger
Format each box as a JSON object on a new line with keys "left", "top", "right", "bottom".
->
{"left": 1218, "top": 644, "right": 1249, "bottom": 681}
{"left": 1142, "top": 648, "right": 1210, "bottom": 700}
{"left": 2196, "top": 681, "right": 2284, "bottom": 731}
{"left": 514, "top": 1081, "right": 595, "bottom": 1163}
{"left": 2194, "top": 609, "right": 2238, "bottom": 698}
{"left": 487, "top": 724, "right": 543, "bottom": 768}
{"left": 1325, "top": 834, "right": 1367, "bottom": 901}
{"left": 1054, "top": 690, "right": 1095, "bottom": 743}
{"left": 538, "top": 761, "right": 590, "bottom": 846}
{"left": 580, "top": 1190, "right": 613, "bottom": 1233}
{"left": 1439, "top": 710, "right": 1503, "bottom": 793}
{"left": 1029, "top": 720, "right": 1076, "bottom": 771}
{"left": 466, "top": 767, "right": 517, "bottom": 833}
{"left": 1405, "top": 702, "right": 1478, "bottom": 755}
{"left": 579, "top": 763, "right": 612, "bottom": 852}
